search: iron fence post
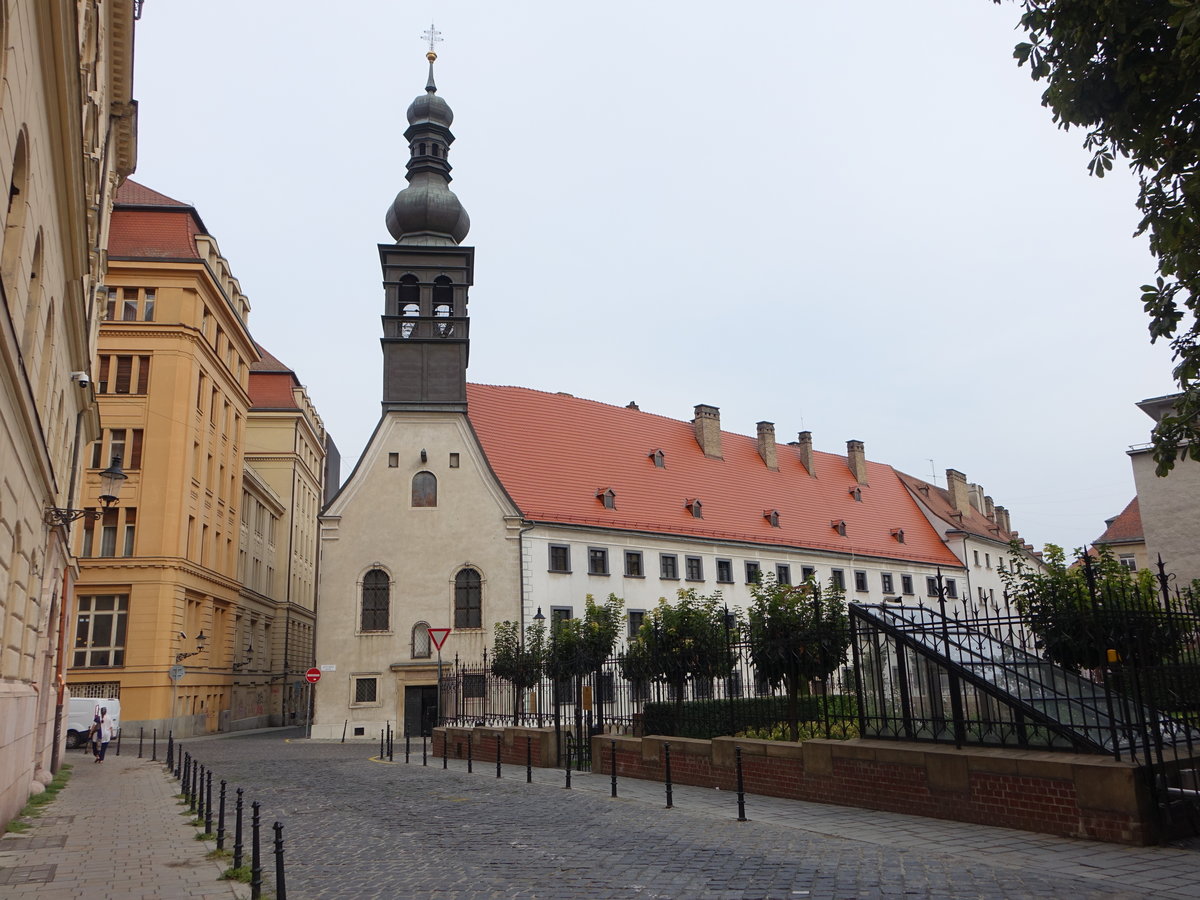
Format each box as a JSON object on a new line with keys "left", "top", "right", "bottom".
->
{"left": 273, "top": 821, "right": 287, "bottom": 900}
{"left": 663, "top": 741, "right": 673, "bottom": 809}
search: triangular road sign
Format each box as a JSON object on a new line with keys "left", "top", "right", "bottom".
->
{"left": 428, "top": 627, "right": 452, "bottom": 651}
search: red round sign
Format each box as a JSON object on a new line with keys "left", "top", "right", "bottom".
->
{"left": 305, "top": 667, "right": 321, "bottom": 684}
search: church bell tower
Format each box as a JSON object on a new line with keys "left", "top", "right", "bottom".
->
{"left": 379, "top": 40, "right": 474, "bottom": 412}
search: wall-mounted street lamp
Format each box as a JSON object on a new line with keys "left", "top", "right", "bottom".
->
{"left": 176, "top": 629, "right": 207, "bottom": 663}
{"left": 45, "top": 456, "right": 127, "bottom": 526}
{"left": 232, "top": 640, "right": 254, "bottom": 671}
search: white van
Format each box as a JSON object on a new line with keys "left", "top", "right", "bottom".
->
{"left": 66, "top": 697, "right": 121, "bottom": 749}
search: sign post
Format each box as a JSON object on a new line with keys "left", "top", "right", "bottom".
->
{"left": 428, "top": 628, "right": 452, "bottom": 726}
{"left": 305, "top": 668, "right": 321, "bottom": 739}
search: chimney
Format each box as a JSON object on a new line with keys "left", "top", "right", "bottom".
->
{"left": 946, "top": 469, "right": 970, "bottom": 515}
{"left": 756, "top": 421, "right": 778, "bottom": 470}
{"left": 846, "top": 440, "right": 868, "bottom": 485}
{"left": 984, "top": 495, "right": 995, "bottom": 521}
{"left": 967, "top": 483, "right": 985, "bottom": 513}
{"left": 995, "top": 505, "right": 1010, "bottom": 534}
{"left": 692, "top": 404, "right": 723, "bottom": 459}
{"left": 796, "top": 431, "right": 815, "bottom": 477}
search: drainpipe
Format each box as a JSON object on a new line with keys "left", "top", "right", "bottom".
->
{"left": 516, "top": 522, "right": 535, "bottom": 632}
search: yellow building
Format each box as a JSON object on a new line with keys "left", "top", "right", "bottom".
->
{"left": 70, "top": 181, "right": 258, "bottom": 737}
{"left": 0, "top": 0, "right": 136, "bottom": 825}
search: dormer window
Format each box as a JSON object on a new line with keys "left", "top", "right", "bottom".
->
{"left": 849, "top": 487, "right": 862, "bottom": 502}
{"left": 763, "top": 509, "right": 780, "bottom": 528}
{"left": 891, "top": 528, "right": 905, "bottom": 543}
{"left": 685, "top": 498, "right": 703, "bottom": 519}
{"left": 649, "top": 449, "right": 665, "bottom": 468}
{"left": 831, "top": 519, "right": 847, "bottom": 537}
{"left": 596, "top": 488, "right": 616, "bottom": 510}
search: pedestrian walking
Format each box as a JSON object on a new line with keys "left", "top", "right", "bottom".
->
{"left": 93, "top": 707, "right": 115, "bottom": 763}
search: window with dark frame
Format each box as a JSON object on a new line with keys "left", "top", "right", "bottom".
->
{"left": 353, "top": 677, "right": 378, "bottom": 704}
{"left": 660, "top": 554, "right": 678, "bottom": 580}
{"left": 776, "top": 563, "right": 791, "bottom": 585}
{"left": 745, "top": 561, "right": 761, "bottom": 584}
{"left": 945, "top": 578, "right": 958, "bottom": 599}
{"left": 548, "top": 544, "right": 571, "bottom": 573}
{"left": 627, "top": 609, "right": 645, "bottom": 638}
{"left": 881, "top": 572, "right": 894, "bottom": 593}
{"left": 854, "top": 570, "right": 868, "bottom": 592}
{"left": 901, "top": 574, "right": 914, "bottom": 595}
{"left": 72, "top": 594, "right": 128, "bottom": 667}
{"left": 588, "top": 547, "right": 609, "bottom": 575}
{"left": 685, "top": 556, "right": 703, "bottom": 581}
{"left": 926, "top": 576, "right": 939, "bottom": 598}
{"left": 412, "top": 622, "right": 432, "bottom": 659}
{"left": 550, "top": 607, "right": 573, "bottom": 629}
{"left": 624, "top": 550, "right": 644, "bottom": 578}
{"left": 360, "top": 569, "right": 390, "bottom": 632}
{"left": 716, "top": 559, "right": 733, "bottom": 583}
{"left": 454, "top": 568, "right": 482, "bottom": 628}
{"left": 801, "top": 565, "right": 816, "bottom": 583}
{"left": 831, "top": 569, "right": 846, "bottom": 590}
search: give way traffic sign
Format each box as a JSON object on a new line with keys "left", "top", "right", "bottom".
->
{"left": 428, "top": 628, "right": 451, "bottom": 651}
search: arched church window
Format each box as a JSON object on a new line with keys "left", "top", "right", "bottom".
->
{"left": 411, "top": 621, "right": 432, "bottom": 659}
{"left": 361, "top": 569, "right": 389, "bottom": 632}
{"left": 433, "top": 276, "right": 454, "bottom": 336}
{"left": 454, "top": 568, "right": 482, "bottom": 629}
{"left": 2, "top": 131, "right": 30, "bottom": 294}
{"left": 419, "top": 142, "right": 427, "bottom": 155}
{"left": 399, "top": 275, "right": 419, "bottom": 338}
{"left": 412, "top": 471, "right": 437, "bottom": 507}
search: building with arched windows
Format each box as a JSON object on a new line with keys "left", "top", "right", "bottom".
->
{"left": 312, "top": 51, "right": 1041, "bottom": 741}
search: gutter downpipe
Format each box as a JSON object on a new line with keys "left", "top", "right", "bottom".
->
{"left": 517, "top": 522, "right": 536, "bottom": 633}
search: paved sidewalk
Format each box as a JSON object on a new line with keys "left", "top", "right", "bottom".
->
{"left": 0, "top": 745, "right": 248, "bottom": 900}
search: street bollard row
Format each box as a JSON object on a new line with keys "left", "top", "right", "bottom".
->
{"left": 164, "top": 735, "right": 288, "bottom": 900}
{"left": 381, "top": 729, "right": 755, "bottom": 824}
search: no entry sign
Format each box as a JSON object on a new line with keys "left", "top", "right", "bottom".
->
{"left": 305, "top": 667, "right": 322, "bottom": 683}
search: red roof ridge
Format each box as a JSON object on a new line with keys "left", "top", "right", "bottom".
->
{"left": 116, "top": 179, "right": 191, "bottom": 208}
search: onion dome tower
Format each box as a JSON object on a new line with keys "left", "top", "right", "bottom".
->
{"left": 379, "top": 36, "right": 475, "bottom": 413}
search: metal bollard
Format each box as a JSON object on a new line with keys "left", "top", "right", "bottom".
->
{"left": 115, "top": 728, "right": 122, "bottom": 756}
{"left": 496, "top": 738, "right": 502, "bottom": 778}
{"left": 205, "top": 771, "right": 214, "bottom": 834}
{"left": 467, "top": 735, "right": 473, "bottom": 773}
{"left": 611, "top": 740, "right": 618, "bottom": 798}
{"left": 273, "top": 821, "right": 288, "bottom": 900}
{"left": 152, "top": 728, "right": 158, "bottom": 762}
{"left": 442, "top": 732, "right": 448, "bottom": 769}
{"left": 405, "top": 733, "right": 411, "bottom": 764}
{"left": 526, "top": 736, "right": 532, "bottom": 783}
{"left": 217, "top": 780, "right": 227, "bottom": 850}
{"left": 250, "top": 800, "right": 262, "bottom": 899}
{"left": 387, "top": 721, "right": 393, "bottom": 761}
{"left": 564, "top": 738, "right": 572, "bottom": 789}
{"left": 233, "top": 788, "right": 244, "bottom": 870}
{"left": 735, "top": 746, "right": 747, "bottom": 822}
{"left": 196, "top": 764, "right": 205, "bottom": 821}
{"left": 166, "top": 732, "right": 173, "bottom": 771}
{"left": 422, "top": 734, "right": 427, "bottom": 766}
{"left": 183, "top": 752, "right": 192, "bottom": 803}
{"left": 664, "top": 741, "right": 673, "bottom": 809}
{"left": 138, "top": 727, "right": 144, "bottom": 759}
{"left": 380, "top": 729, "right": 385, "bottom": 760}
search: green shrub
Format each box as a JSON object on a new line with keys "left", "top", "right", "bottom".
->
{"left": 642, "top": 694, "right": 855, "bottom": 739}
{"left": 736, "top": 719, "right": 860, "bottom": 742}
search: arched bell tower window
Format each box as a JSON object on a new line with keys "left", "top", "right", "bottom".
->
{"left": 432, "top": 276, "right": 454, "bottom": 336}
{"left": 361, "top": 569, "right": 390, "bottom": 632}
{"left": 454, "top": 568, "right": 482, "bottom": 629}
{"left": 412, "top": 471, "right": 437, "bottom": 507}
{"left": 398, "top": 275, "right": 419, "bottom": 337}
{"left": 411, "top": 621, "right": 432, "bottom": 659}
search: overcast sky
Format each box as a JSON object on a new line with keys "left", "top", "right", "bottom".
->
{"left": 129, "top": 1, "right": 1174, "bottom": 555}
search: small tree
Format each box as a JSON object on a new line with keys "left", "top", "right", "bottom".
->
{"left": 624, "top": 589, "right": 738, "bottom": 717}
{"left": 746, "top": 574, "right": 850, "bottom": 741}
{"left": 490, "top": 619, "right": 546, "bottom": 723}
{"left": 1002, "top": 542, "right": 1179, "bottom": 673}
{"left": 545, "top": 594, "right": 624, "bottom": 729}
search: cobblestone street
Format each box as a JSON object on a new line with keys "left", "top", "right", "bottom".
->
{"left": 175, "top": 730, "right": 1197, "bottom": 900}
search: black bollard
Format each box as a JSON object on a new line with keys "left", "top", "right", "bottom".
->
{"left": 496, "top": 738, "right": 502, "bottom": 778}
{"left": 611, "top": 740, "right": 618, "bottom": 798}
{"left": 387, "top": 721, "right": 393, "bottom": 761}
{"left": 175, "top": 744, "right": 183, "bottom": 781}
{"left": 251, "top": 800, "right": 262, "bottom": 899}
{"left": 233, "top": 788, "right": 244, "bottom": 870}
{"left": 442, "top": 733, "right": 447, "bottom": 769}
{"left": 138, "top": 727, "right": 144, "bottom": 759}
{"left": 735, "top": 746, "right": 747, "bottom": 822}
{"left": 422, "top": 734, "right": 427, "bottom": 767}
{"left": 564, "top": 738, "right": 572, "bottom": 789}
{"left": 191, "top": 760, "right": 200, "bottom": 813}
{"left": 166, "top": 732, "right": 173, "bottom": 771}
{"left": 205, "top": 771, "right": 214, "bottom": 834}
{"left": 273, "top": 821, "right": 288, "bottom": 900}
{"left": 405, "top": 733, "right": 411, "bottom": 764}
{"left": 526, "top": 736, "right": 532, "bottom": 784}
{"left": 467, "top": 735, "right": 474, "bottom": 773}
{"left": 664, "top": 741, "right": 673, "bottom": 809}
{"left": 115, "top": 728, "right": 121, "bottom": 756}
{"left": 380, "top": 728, "right": 385, "bottom": 760}
{"left": 152, "top": 728, "right": 157, "bottom": 762}
{"left": 196, "top": 764, "right": 205, "bottom": 821}
{"left": 217, "top": 780, "right": 227, "bottom": 850}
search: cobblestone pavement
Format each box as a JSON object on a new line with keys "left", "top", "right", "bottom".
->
{"left": 175, "top": 729, "right": 1198, "bottom": 900}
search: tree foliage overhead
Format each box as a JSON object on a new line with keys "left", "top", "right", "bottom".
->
{"left": 996, "top": 1, "right": 1200, "bottom": 472}
{"left": 545, "top": 594, "right": 624, "bottom": 682}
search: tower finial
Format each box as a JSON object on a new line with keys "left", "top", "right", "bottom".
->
{"left": 421, "top": 23, "right": 443, "bottom": 90}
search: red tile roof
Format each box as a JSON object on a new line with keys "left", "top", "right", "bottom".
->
{"left": 248, "top": 344, "right": 299, "bottom": 409}
{"left": 896, "top": 472, "right": 1012, "bottom": 544}
{"left": 108, "top": 180, "right": 205, "bottom": 259}
{"left": 1094, "top": 498, "right": 1143, "bottom": 545}
{"left": 250, "top": 343, "right": 293, "bottom": 373}
{"left": 466, "top": 384, "right": 962, "bottom": 567}
{"left": 115, "top": 180, "right": 188, "bottom": 207}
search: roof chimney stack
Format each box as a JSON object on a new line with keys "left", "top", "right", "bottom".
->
{"left": 692, "top": 404, "right": 723, "bottom": 459}
{"left": 995, "top": 505, "right": 1010, "bottom": 534}
{"left": 756, "top": 421, "right": 778, "bottom": 470}
{"left": 984, "top": 495, "right": 995, "bottom": 521}
{"left": 968, "top": 483, "right": 985, "bottom": 513}
{"left": 796, "top": 431, "right": 815, "bottom": 477}
{"left": 847, "top": 440, "right": 868, "bottom": 485}
{"left": 946, "top": 468, "right": 970, "bottom": 515}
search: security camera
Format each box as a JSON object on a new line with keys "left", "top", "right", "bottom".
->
{"left": 69, "top": 371, "right": 90, "bottom": 388}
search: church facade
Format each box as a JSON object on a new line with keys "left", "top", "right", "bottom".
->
{"left": 313, "top": 53, "right": 1037, "bottom": 740}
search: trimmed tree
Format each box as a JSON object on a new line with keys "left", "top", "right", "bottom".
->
{"left": 490, "top": 619, "right": 546, "bottom": 724}
{"left": 545, "top": 594, "right": 624, "bottom": 730}
{"left": 745, "top": 574, "right": 850, "bottom": 741}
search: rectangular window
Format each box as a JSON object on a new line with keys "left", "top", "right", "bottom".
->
{"left": 550, "top": 607, "right": 573, "bottom": 629}
{"left": 973, "top": 549, "right": 980, "bottom": 566}
{"left": 128, "top": 429, "right": 143, "bottom": 469}
{"left": 745, "top": 561, "right": 761, "bottom": 584}
{"left": 143, "top": 289, "right": 155, "bottom": 321}
{"left": 831, "top": 569, "right": 846, "bottom": 590}
{"left": 985, "top": 553, "right": 991, "bottom": 568}
{"left": 114, "top": 356, "right": 132, "bottom": 393}
{"left": 627, "top": 609, "right": 645, "bottom": 638}
{"left": 72, "top": 594, "right": 128, "bottom": 667}
{"left": 776, "top": 564, "right": 791, "bottom": 585}
{"left": 624, "top": 550, "right": 643, "bottom": 578}
{"left": 854, "top": 570, "right": 868, "bottom": 592}
{"left": 1119, "top": 555, "right": 1136, "bottom": 571}
{"left": 99, "top": 508, "right": 118, "bottom": 557}
{"left": 548, "top": 544, "right": 571, "bottom": 573}
{"left": 716, "top": 559, "right": 733, "bottom": 583}
{"left": 588, "top": 547, "right": 609, "bottom": 575}
{"left": 122, "top": 508, "right": 136, "bottom": 556}
{"left": 353, "top": 677, "right": 379, "bottom": 705}
{"left": 881, "top": 572, "right": 894, "bottom": 594}
{"left": 106, "top": 429, "right": 124, "bottom": 468}
{"left": 135, "top": 356, "right": 150, "bottom": 394}
{"left": 926, "top": 577, "right": 939, "bottom": 598}
{"left": 122, "top": 287, "right": 138, "bottom": 321}
{"left": 449, "top": 453, "right": 460, "bottom": 468}
{"left": 685, "top": 556, "right": 703, "bottom": 581}
{"left": 659, "top": 554, "right": 678, "bottom": 580}
{"left": 945, "top": 578, "right": 958, "bottom": 599}
{"left": 104, "top": 287, "right": 118, "bottom": 320}
{"left": 801, "top": 565, "right": 816, "bottom": 583}
{"left": 901, "top": 574, "right": 914, "bottom": 595}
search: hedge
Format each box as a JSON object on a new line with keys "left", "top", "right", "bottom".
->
{"left": 641, "top": 693, "right": 856, "bottom": 739}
